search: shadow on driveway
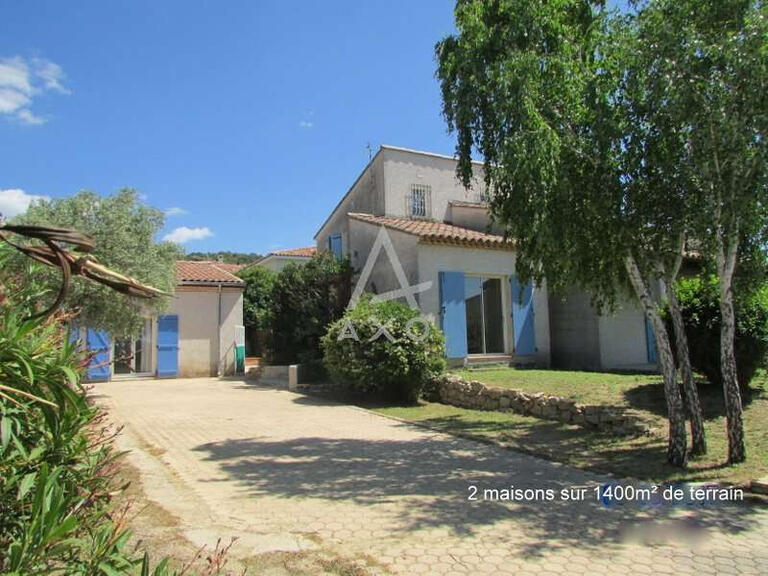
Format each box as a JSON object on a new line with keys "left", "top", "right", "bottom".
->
{"left": 192, "top": 417, "right": 761, "bottom": 559}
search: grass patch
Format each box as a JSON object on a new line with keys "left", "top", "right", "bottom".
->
{"left": 451, "top": 366, "right": 661, "bottom": 406}
{"left": 370, "top": 370, "right": 768, "bottom": 486}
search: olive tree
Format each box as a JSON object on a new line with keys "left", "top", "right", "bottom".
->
{"left": 16, "top": 188, "right": 180, "bottom": 336}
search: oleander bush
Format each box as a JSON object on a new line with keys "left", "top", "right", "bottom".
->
{"left": 666, "top": 276, "right": 768, "bottom": 391}
{"left": 0, "top": 249, "right": 219, "bottom": 575}
{"left": 322, "top": 297, "right": 446, "bottom": 403}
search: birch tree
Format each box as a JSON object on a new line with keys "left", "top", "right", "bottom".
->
{"left": 436, "top": 0, "right": 693, "bottom": 465}
{"left": 617, "top": 11, "right": 708, "bottom": 455}
{"left": 634, "top": 0, "right": 768, "bottom": 463}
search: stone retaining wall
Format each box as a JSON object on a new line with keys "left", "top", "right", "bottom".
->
{"left": 425, "top": 374, "right": 654, "bottom": 436}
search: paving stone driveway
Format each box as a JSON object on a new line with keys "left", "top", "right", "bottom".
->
{"left": 97, "top": 378, "right": 768, "bottom": 575}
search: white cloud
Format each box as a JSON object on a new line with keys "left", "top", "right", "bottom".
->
{"left": 0, "top": 188, "right": 50, "bottom": 218}
{"left": 299, "top": 120, "right": 314, "bottom": 129}
{"left": 15, "top": 109, "right": 44, "bottom": 125}
{"left": 164, "top": 206, "right": 188, "bottom": 217}
{"left": 163, "top": 226, "right": 213, "bottom": 244}
{"left": 0, "top": 56, "right": 70, "bottom": 125}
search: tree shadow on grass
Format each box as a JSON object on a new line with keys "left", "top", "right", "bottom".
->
{"left": 191, "top": 422, "right": 762, "bottom": 559}
{"left": 623, "top": 381, "right": 762, "bottom": 420}
{"left": 407, "top": 411, "right": 757, "bottom": 485}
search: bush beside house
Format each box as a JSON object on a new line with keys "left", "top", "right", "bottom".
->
{"left": 666, "top": 276, "right": 768, "bottom": 391}
{"left": 268, "top": 252, "right": 350, "bottom": 369}
{"left": 322, "top": 297, "right": 446, "bottom": 403}
{"left": 237, "top": 265, "right": 276, "bottom": 356}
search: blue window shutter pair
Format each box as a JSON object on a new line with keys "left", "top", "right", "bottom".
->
{"left": 157, "top": 315, "right": 179, "bottom": 377}
{"left": 439, "top": 271, "right": 468, "bottom": 359}
{"left": 329, "top": 234, "right": 342, "bottom": 260}
{"left": 645, "top": 317, "right": 658, "bottom": 363}
{"left": 511, "top": 276, "right": 536, "bottom": 356}
{"left": 86, "top": 328, "right": 111, "bottom": 381}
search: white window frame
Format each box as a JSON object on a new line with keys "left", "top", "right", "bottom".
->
{"left": 464, "top": 273, "right": 509, "bottom": 356}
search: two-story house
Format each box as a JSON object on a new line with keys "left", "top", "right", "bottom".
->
{"left": 316, "top": 145, "right": 658, "bottom": 371}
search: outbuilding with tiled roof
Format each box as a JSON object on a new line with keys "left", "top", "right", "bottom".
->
{"left": 251, "top": 245, "right": 316, "bottom": 272}
{"left": 81, "top": 260, "right": 245, "bottom": 382}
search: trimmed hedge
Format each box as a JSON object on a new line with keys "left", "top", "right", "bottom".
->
{"left": 321, "top": 297, "right": 446, "bottom": 403}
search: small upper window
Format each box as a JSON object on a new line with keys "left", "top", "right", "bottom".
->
{"left": 409, "top": 184, "right": 430, "bottom": 219}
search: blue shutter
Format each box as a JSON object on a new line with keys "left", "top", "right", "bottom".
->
{"left": 645, "top": 317, "right": 658, "bottom": 364}
{"left": 511, "top": 276, "right": 536, "bottom": 355}
{"left": 439, "top": 271, "right": 468, "bottom": 359}
{"left": 86, "top": 328, "right": 111, "bottom": 381}
{"left": 157, "top": 315, "right": 179, "bottom": 377}
{"left": 329, "top": 234, "right": 342, "bottom": 260}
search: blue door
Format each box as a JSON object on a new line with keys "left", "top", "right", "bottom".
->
{"left": 157, "top": 315, "right": 179, "bottom": 377}
{"left": 511, "top": 276, "right": 536, "bottom": 355}
{"left": 439, "top": 271, "right": 468, "bottom": 359}
{"left": 86, "top": 328, "right": 111, "bottom": 381}
{"left": 645, "top": 317, "right": 658, "bottom": 363}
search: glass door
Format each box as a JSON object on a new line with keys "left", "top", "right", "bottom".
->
{"left": 113, "top": 319, "right": 152, "bottom": 376}
{"left": 464, "top": 276, "right": 505, "bottom": 354}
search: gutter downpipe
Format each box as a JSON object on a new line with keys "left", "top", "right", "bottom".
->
{"left": 217, "top": 283, "right": 222, "bottom": 377}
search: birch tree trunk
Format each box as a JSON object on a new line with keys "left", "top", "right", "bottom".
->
{"left": 667, "top": 284, "right": 707, "bottom": 455}
{"left": 717, "top": 233, "right": 746, "bottom": 463}
{"left": 625, "top": 255, "right": 688, "bottom": 466}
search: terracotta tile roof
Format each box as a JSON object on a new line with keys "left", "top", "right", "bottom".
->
{"left": 348, "top": 212, "right": 511, "bottom": 250}
{"left": 175, "top": 261, "right": 245, "bottom": 286}
{"left": 270, "top": 246, "right": 316, "bottom": 258}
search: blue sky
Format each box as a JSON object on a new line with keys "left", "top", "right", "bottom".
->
{"left": 1, "top": 1, "right": 627, "bottom": 254}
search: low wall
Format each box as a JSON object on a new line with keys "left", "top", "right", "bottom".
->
{"left": 426, "top": 374, "right": 653, "bottom": 436}
{"left": 247, "top": 364, "right": 299, "bottom": 390}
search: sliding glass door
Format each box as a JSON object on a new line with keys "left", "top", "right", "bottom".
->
{"left": 464, "top": 276, "right": 505, "bottom": 354}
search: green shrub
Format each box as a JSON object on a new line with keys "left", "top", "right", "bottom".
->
{"left": 269, "top": 252, "right": 350, "bottom": 365}
{"left": 321, "top": 297, "right": 446, "bottom": 403}
{"left": 667, "top": 276, "right": 768, "bottom": 390}
{"left": 0, "top": 248, "right": 180, "bottom": 575}
{"left": 237, "top": 265, "right": 276, "bottom": 356}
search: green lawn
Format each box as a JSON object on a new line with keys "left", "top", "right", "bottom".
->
{"left": 452, "top": 366, "right": 661, "bottom": 406}
{"left": 368, "top": 369, "right": 768, "bottom": 486}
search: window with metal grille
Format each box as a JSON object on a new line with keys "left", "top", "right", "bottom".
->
{"left": 409, "top": 184, "right": 430, "bottom": 218}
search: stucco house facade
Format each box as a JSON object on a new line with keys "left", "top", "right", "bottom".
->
{"left": 79, "top": 260, "right": 245, "bottom": 380}
{"left": 315, "top": 145, "right": 658, "bottom": 371}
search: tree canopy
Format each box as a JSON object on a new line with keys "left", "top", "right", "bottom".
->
{"left": 238, "top": 265, "right": 276, "bottom": 331}
{"left": 17, "top": 189, "right": 181, "bottom": 336}
{"left": 186, "top": 251, "right": 262, "bottom": 265}
{"left": 436, "top": 0, "right": 767, "bottom": 465}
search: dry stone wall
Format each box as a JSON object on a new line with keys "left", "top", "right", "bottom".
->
{"left": 425, "top": 374, "right": 653, "bottom": 436}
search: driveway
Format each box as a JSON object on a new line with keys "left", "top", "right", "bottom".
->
{"left": 96, "top": 378, "right": 768, "bottom": 575}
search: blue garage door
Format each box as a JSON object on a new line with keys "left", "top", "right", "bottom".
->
{"left": 157, "top": 315, "right": 179, "bottom": 377}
